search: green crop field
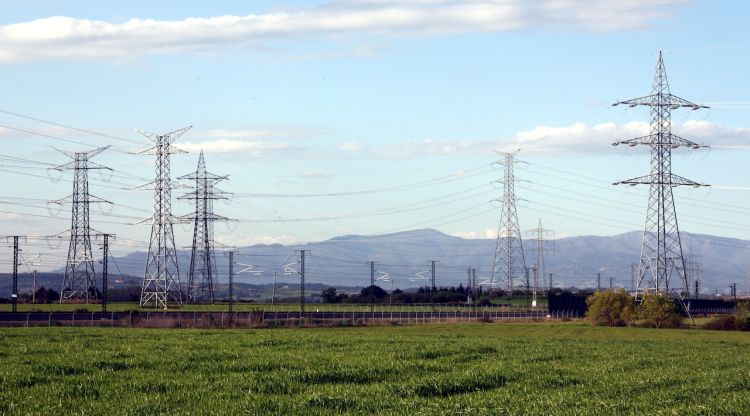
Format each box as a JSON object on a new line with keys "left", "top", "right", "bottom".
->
{"left": 1, "top": 323, "right": 748, "bottom": 415}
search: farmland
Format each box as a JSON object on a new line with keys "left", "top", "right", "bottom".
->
{"left": 1, "top": 323, "right": 749, "bottom": 415}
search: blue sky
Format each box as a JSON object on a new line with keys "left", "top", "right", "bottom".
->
{"left": 0, "top": 0, "right": 749, "bottom": 267}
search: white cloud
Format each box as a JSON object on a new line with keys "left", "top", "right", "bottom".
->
{"left": 206, "top": 129, "right": 286, "bottom": 139}
{"left": 0, "top": 0, "right": 689, "bottom": 62}
{"left": 499, "top": 121, "right": 650, "bottom": 154}
{"left": 180, "top": 139, "right": 293, "bottom": 155}
{"left": 347, "top": 120, "right": 749, "bottom": 158}
{"left": 179, "top": 126, "right": 316, "bottom": 155}
{"left": 339, "top": 141, "right": 363, "bottom": 152}
{"left": 451, "top": 228, "right": 496, "bottom": 239}
{"left": 302, "top": 170, "right": 331, "bottom": 177}
{"left": 678, "top": 120, "right": 750, "bottom": 145}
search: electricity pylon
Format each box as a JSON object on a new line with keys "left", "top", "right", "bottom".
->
{"left": 686, "top": 249, "right": 702, "bottom": 298}
{"left": 490, "top": 151, "right": 526, "bottom": 292}
{"left": 526, "top": 218, "right": 554, "bottom": 297}
{"left": 137, "top": 126, "right": 191, "bottom": 309}
{"left": 612, "top": 52, "right": 709, "bottom": 299}
{"left": 179, "top": 151, "right": 229, "bottom": 303}
{"left": 51, "top": 146, "right": 111, "bottom": 303}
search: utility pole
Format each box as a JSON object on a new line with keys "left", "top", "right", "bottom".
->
{"left": 687, "top": 251, "right": 702, "bottom": 299}
{"left": 695, "top": 279, "right": 700, "bottom": 299}
{"left": 612, "top": 51, "right": 709, "bottom": 299}
{"left": 630, "top": 263, "right": 636, "bottom": 293}
{"left": 597, "top": 272, "right": 601, "bottom": 292}
{"left": 297, "top": 250, "right": 308, "bottom": 317}
{"left": 525, "top": 267, "right": 531, "bottom": 307}
{"left": 429, "top": 260, "right": 437, "bottom": 309}
{"left": 228, "top": 251, "right": 234, "bottom": 313}
{"left": 467, "top": 267, "right": 473, "bottom": 304}
{"left": 179, "top": 151, "right": 230, "bottom": 304}
{"left": 548, "top": 273, "right": 553, "bottom": 293}
{"left": 532, "top": 266, "right": 538, "bottom": 308}
{"left": 472, "top": 268, "right": 477, "bottom": 301}
{"left": 99, "top": 234, "right": 114, "bottom": 313}
{"left": 490, "top": 151, "right": 526, "bottom": 293}
{"left": 137, "top": 126, "right": 191, "bottom": 309}
{"left": 369, "top": 261, "right": 375, "bottom": 312}
{"left": 272, "top": 272, "right": 277, "bottom": 306}
{"left": 609, "top": 276, "right": 614, "bottom": 290}
{"left": 12, "top": 236, "right": 19, "bottom": 313}
{"left": 52, "top": 146, "right": 111, "bottom": 303}
{"left": 31, "top": 270, "right": 37, "bottom": 304}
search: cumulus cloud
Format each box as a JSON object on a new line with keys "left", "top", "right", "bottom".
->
{"left": 0, "top": 0, "right": 689, "bottom": 62}
{"left": 205, "top": 129, "right": 288, "bottom": 139}
{"left": 339, "top": 141, "right": 363, "bottom": 152}
{"left": 177, "top": 127, "right": 315, "bottom": 155}
{"left": 302, "top": 170, "right": 331, "bottom": 177}
{"left": 451, "top": 228, "right": 496, "bottom": 239}
{"left": 342, "top": 120, "right": 749, "bottom": 158}
{"left": 180, "top": 139, "right": 293, "bottom": 155}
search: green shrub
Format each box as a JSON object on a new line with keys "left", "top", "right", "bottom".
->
{"left": 735, "top": 301, "right": 750, "bottom": 330}
{"left": 706, "top": 302, "right": 750, "bottom": 331}
{"left": 702, "top": 315, "right": 738, "bottom": 331}
{"left": 639, "top": 293, "right": 683, "bottom": 328}
{"left": 585, "top": 289, "right": 636, "bottom": 327}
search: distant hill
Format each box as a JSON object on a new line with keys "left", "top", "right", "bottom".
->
{"left": 65, "top": 229, "right": 748, "bottom": 295}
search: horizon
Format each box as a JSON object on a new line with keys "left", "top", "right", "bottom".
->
{"left": 1, "top": 1, "right": 749, "bottom": 290}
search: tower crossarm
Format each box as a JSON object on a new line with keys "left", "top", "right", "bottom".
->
{"left": 179, "top": 213, "right": 230, "bottom": 222}
{"left": 178, "top": 172, "right": 229, "bottom": 181}
{"left": 50, "top": 194, "right": 112, "bottom": 205}
{"left": 612, "top": 94, "right": 708, "bottom": 110}
{"left": 177, "top": 190, "right": 231, "bottom": 200}
{"left": 134, "top": 144, "right": 187, "bottom": 155}
{"left": 612, "top": 133, "right": 706, "bottom": 149}
{"left": 136, "top": 126, "right": 192, "bottom": 144}
{"left": 614, "top": 173, "right": 708, "bottom": 187}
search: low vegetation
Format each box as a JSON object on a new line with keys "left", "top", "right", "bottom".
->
{"left": 703, "top": 301, "right": 750, "bottom": 331}
{"left": 585, "top": 289, "right": 636, "bottom": 327}
{"left": 1, "top": 323, "right": 749, "bottom": 415}
{"left": 586, "top": 290, "right": 683, "bottom": 328}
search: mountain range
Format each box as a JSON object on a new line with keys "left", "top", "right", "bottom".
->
{"left": 100, "top": 229, "right": 748, "bottom": 295}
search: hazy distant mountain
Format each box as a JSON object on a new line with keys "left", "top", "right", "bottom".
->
{"left": 97, "top": 229, "right": 748, "bottom": 295}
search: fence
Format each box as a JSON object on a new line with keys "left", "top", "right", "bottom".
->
{"left": 0, "top": 308, "right": 584, "bottom": 328}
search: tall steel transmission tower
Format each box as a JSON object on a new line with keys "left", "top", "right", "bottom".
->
{"left": 686, "top": 249, "right": 702, "bottom": 298}
{"left": 178, "top": 151, "right": 229, "bottom": 303}
{"left": 490, "top": 151, "right": 526, "bottom": 292}
{"left": 612, "top": 52, "right": 708, "bottom": 298}
{"left": 52, "top": 146, "right": 111, "bottom": 303}
{"left": 137, "top": 126, "right": 191, "bottom": 309}
{"left": 527, "top": 218, "right": 554, "bottom": 295}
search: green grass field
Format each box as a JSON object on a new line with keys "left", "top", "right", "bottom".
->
{"left": 1, "top": 323, "right": 748, "bottom": 415}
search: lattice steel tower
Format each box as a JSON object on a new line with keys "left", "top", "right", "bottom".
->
{"left": 527, "top": 218, "right": 554, "bottom": 294}
{"left": 52, "top": 146, "right": 111, "bottom": 303}
{"left": 612, "top": 52, "right": 708, "bottom": 298}
{"left": 490, "top": 151, "right": 526, "bottom": 292}
{"left": 179, "top": 151, "right": 229, "bottom": 303}
{"left": 137, "top": 126, "right": 191, "bottom": 309}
